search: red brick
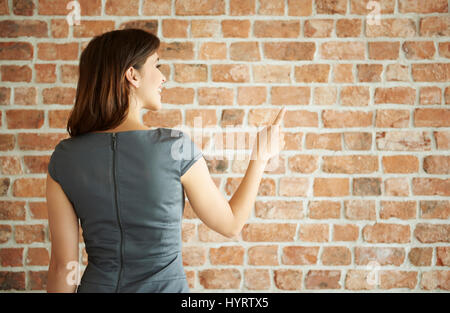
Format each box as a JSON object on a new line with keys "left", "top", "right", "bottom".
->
{"left": 1, "top": 65, "right": 31, "bottom": 82}
{"left": 409, "top": 247, "right": 432, "bottom": 266}
{"left": 366, "top": 18, "right": 416, "bottom": 37}
{"left": 384, "top": 177, "right": 409, "bottom": 196}
{"left": 376, "top": 131, "right": 431, "bottom": 151}
{"left": 287, "top": 154, "right": 318, "bottom": 173}
{"left": 37, "top": 43, "right": 78, "bottom": 61}
{"left": 0, "top": 42, "right": 33, "bottom": 60}
{"left": 0, "top": 0, "right": 8, "bottom": 14}
{"left": 399, "top": 0, "right": 448, "bottom": 13}
{"left": 35, "top": 64, "right": 56, "bottom": 83}
{"left": 6, "top": 110, "right": 44, "bottom": 129}
{"left": 355, "top": 246, "right": 405, "bottom": 265}
{"left": 376, "top": 109, "right": 410, "bottom": 128}
{"left": 73, "top": 20, "right": 115, "bottom": 38}
{"left": 412, "top": 63, "right": 450, "bottom": 82}
{"left": 222, "top": 19, "right": 250, "bottom": 38}
{"left": 414, "top": 223, "right": 450, "bottom": 243}
{"left": 350, "top": 0, "right": 395, "bottom": 14}
{"left": 199, "top": 269, "right": 241, "bottom": 289}
{"left": 264, "top": 42, "right": 315, "bottom": 60}
{"left": 248, "top": 245, "right": 278, "bottom": 265}
{"left": 380, "top": 201, "right": 417, "bottom": 220}
{"left": 415, "top": 109, "right": 450, "bottom": 127}
{"left": 50, "top": 19, "right": 68, "bottom": 38}
{"left": 181, "top": 246, "right": 206, "bottom": 266}
{"left": 299, "top": 224, "right": 328, "bottom": 242}
{"left": 0, "top": 248, "right": 23, "bottom": 266}
{"left": 143, "top": 109, "right": 182, "bottom": 128}
{"left": 386, "top": 64, "right": 410, "bottom": 81}
{"left": 0, "top": 20, "right": 47, "bottom": 37}
{"left": 254, "top": 20, "right": 299, "bottom": 38}
{"left": 282, "top": 246, "right": 319, "bottom": 265}
{"left": 336, "top": 19, "right": 362, "bottom": 37}
{"left": 363, "top": 223, "right": 410, "bottom": 243}
{"left": 230, "top": 42, "right": 260, "bottom": 61}
{"left": 357, "top": 64, "right": 382, "bottom": 82}
{"left": 420, "top": 87, "right": 441, "bottom": 105}
{"left": 26, "top": 247, "right": 49, "bottom": 266}
{"left": 380, "top": 271, "right": 418, "bottom": 289}
{"left": 142, "top": 0, "right": 171, "bottom": 15}
{"left": 28, "top": 270, "right": 47, "bottom": 290}
{"left": 323, "top": 110, "right": 372, "bottom": 128}
{"left": 353, "top": 178, "right": 382, "bottom": 196}
{"left": 244, "top": 269, "right": 270, "bottom": 290}
{"left": 314, "top": 178, "right": 349, "bottom": 197}
{"left": 105, "top": 0, "right": 138, "bottom": 15}
{"left": 0, "top": 271, "right": 25, "bottom": 290}
{"left": 271, "top": 87, "right": 310, "bottom": 105}
{"left": 316, "top": 0, "right": 346, "bottom": 14}
{"left": 42, "top": 87, "right": 76, "bottom": 105}
{"left": 304, "top": 19, "right": 333, "bottom": 37}
{"left": 333, "top": 224, "right": 359, "bottom": 241}
{"left": 198, "top": 87, "right": 234, "bottom": 106}
{"left": 175, "top": 0, "right": 225, "bottom": 15}
{"left": 320, "top": 41, "right": 365, "bottom": 60}
{"left": 258, "top": 0, "right": 284, "bottom": 15}
{"left": 322, "top": 155, "right": 378, "bottom": 173}
{"left": 382, "top": 155, "right": 419, "bottom": 173}
{"left": 420, "top": 16, "right": 450, "bottom": 37}
{"left": 274, "top": 269, "right": 302, "bottom": 290}
{"left": 375, "top": 87, "right": 416, "bottom": 105}
{"left": 314, "top": 86, "right": 337, "bottom": 105}
{"left": 420, "top": 270, "right": 450, "bottom": 290}
{"left": 434, "top": 131, "right": 450, "bottom": 150}
{"left": 211, "top": 64, "right": 249, "bottom": 83}
{"left": 305, "top": 133, "right": 341, "bottom": 151}
{"left": 305, "top": 270, "right": 341, "bottom": 289}
{"left": 242, "top": 223, "right": 296, "bottom": 242}
{"left": 345, "top": 270, "right": 376, "bottom": 290}
{"left": 439, "top": 42, "right": 450, "bottom": 58}
{"left": 436, "top": 247, "right": 450, "bottom": 266}
{"left": 420, "top": 200, "right": 450, "bottom": 219}
{"left": 295, "top": 64, "right": 329, "bottom": 82}
{"left": 191, "top": 20, "right": 220, "bottom": 37}
{"left": 279, "top": 177, "right": 308, "bottom": 197}
{"left": 322, "top": 246, "right": 351, "bottom": 265}
{"left": 402, "top": 41, "right": 436, "bottom": 59}
{"left": 0, "top": 201, "right": 25, "bottom": 220}
{"left": 368, "top": 42, "right": 399, "bottom": 60}
{"left": 253, "top": 65, "right": 290, "bottom": 82}
{"left": 210, "top": 246, "right": 244, "bottom": 265}
{"left": 343, "top": 132, "right": 372, "bottom": 150}
{"left": 308, "top": 201, "right": 340, "bottom": 219}
{"left": 230, "top": 0, "right": 255, "bottom": 15}
{"left": 340, "top": 86, "right": 370, "bottom": 106}
{"left": 288, "top": 0, "right": 312, "bottom": 16}
{"left": 344, "top": 200, "right": 376, "bottom": 220}
{"left": 14, "top": 224, "right": 45, "bottom": 243}
{"left": 423, "top": 156, "right": 450, "bottom": 174}
{"left": 0, "top": 87, "right": 10, "bottom": 105}
{"left": 161, "top": 87, "right": 194, "bottom": 104}
{"left": 412, "top": 178, "right": 450, "bottom": 196}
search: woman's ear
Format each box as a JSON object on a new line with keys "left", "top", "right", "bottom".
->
{"left": 125, "top": 66, "right": 140, "bottom": 88}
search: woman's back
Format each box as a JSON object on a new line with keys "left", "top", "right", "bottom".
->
{"left": 48, "top": 128, "right": 202, "bottom": 292}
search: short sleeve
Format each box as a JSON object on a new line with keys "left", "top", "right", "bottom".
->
{"left": 48, "top": 148, "right": 59, "bottom": 183}
{"left": 180, "top": 131, "right": 203, "bottom": 176}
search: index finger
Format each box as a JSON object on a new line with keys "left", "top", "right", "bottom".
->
{"left": 273, "top": 107, "right": 286, "bottom": 125}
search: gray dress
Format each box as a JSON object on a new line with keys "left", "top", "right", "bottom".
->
{"left": 47, "top": 128, "right": 203, "bottom": 293}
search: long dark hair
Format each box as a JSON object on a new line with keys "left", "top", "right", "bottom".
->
{"left": 67, "top": 28, "right": 160, "bottom": 137}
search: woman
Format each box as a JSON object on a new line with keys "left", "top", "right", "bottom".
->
{"left": 46, "top": 28, "right": 286, "bottom": 293}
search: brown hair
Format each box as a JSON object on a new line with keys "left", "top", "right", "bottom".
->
{"left": 67, "top": 28, "right": 160, "bottom": 137}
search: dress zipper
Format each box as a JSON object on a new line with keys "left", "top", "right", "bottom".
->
{"left": 112, "top": 133, "right": 124, "bottom": 292}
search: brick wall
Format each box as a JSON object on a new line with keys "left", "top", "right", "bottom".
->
{"left": 0, "top": 0, "right": 449, "bottom": 292}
